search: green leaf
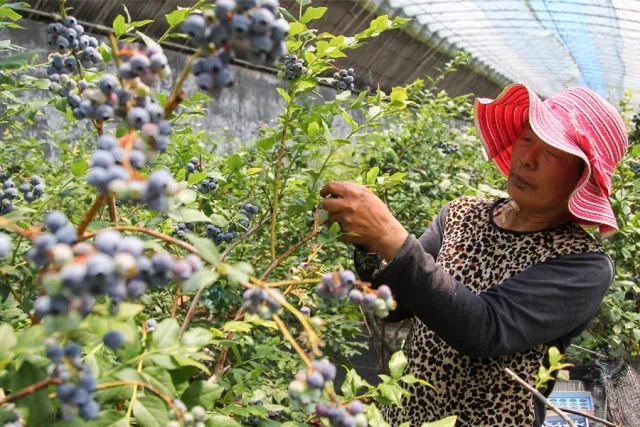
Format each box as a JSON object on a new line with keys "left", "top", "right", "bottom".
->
{"left": 182, "top": 269, "right": 220, "bottom": 293}
{"left": 341, "top": 368, "right": 370, "bottom": 399}
{"left": 153, "top": 318, "right": 180, "bottom": 349}
{"left": 205, "top": 415, "right": 242, "bottom": 427}
{"left": 378, "top": 383, "right": 405, "bottom": 406}
{"left": 133, "top": 394, "right": 168, "bottom": 427}
{"left": 185, "top": 235, "right": 220, "bottom": 266}
{"left": 221, "top": 261, "right": 253, "bottom": 284}
{"left": 187, "top": 171, "right": 207, "bottom": 185}
{"left": 366, "top": 167, "right": 379, "bottom": 185}
{"left": 226, "top": 153, "right": 244, "bottom": 171}
{"left": 390, "top": 86, "right": 407, "bottom": 105}
{"left": 11, "top": 361, "right": 52, "bottom": 426}
{"left": 223, "top": 320, "right": 253, "bottom": 333}
{"left": 300, "top": 6, "right": 327, "bottom": 24}
{"left": 112, "top": 15, "right": 127, "bottom": 38}
{"left": 389, "top": 351, "right": 407, "bottom": 379}
{"left": 131, "top": 19, "right": 154, "bottom": 28}
{"left": 289, "top": 21, "right": 306, "bottom": 36}
{"left": 367, "top": 105, "right": 382, "bottom": 120}
{"left": 421, "top": 416, "right": 458, "bottom": 427}
{"left": 181, "top": 381, "right": 225, "bottom": 408}
{"left": 0, "top": 6, "right": 22, "bottom": 21}
{"left": 307, "top": 121, "right": 320, "bottom": 137}
{"left": 400, "top": 374, "right": 434, "bottom": 389}
{"left": 181, "top": 327, "right": 213, "bottom": 348}
{"left": 276, "top": 87, "right": 290, "bottom": 104}
{"left": 166, "top": 8, "right": 191, "bottom": 27}
{"left": 366, "top": 404, "right": 390, "bottom": 427}
{"left": 168, "top": 207, "right": 211, "bottom": 223}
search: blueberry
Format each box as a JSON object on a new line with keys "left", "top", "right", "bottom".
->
{"left": 56, "top": 35, "right": 70, "bottom": 51}
{"left": 64, "top": 16, "right": 78, "bottom": 27}
{"left": 249, "top": 8, "right": 275, "bottom": 34}
{"left": 95, "top": 104, "right": 114, "bottom": 121}
{"left": 149, "top": 53, "right": 168, "bottom": 72}
{"left": 127, "top": 107, "right": 150, "bottom": 129}
{"left": 127, "top": 279, "right": 147, "bottom": 297}
{"left": 146, "top": 103, "right": 164, "bottom": 123}
{"left": 306, "top": 371, "right": 325, "bottom": 389}
{"left": 270, "top": 18, "right": 289, "bottom": 41}
{"left": 45, "top": 344, "right": 64, "bottom": 363}
{"left": 182, "top": 14, "right": 207, "bottom": 39}
{"left": 340, "top": 270, "right": 356, "bottom": 287}
{"left": 129, "top": 53, "right": 151, "bottom": 75}
{"left": 98, "top": 74, "right": 120, "bottom": 93}
{"left": 103, "top": 330, "right": 124, "bottom": 350}
{"left": 56, "top": 383, "right": 75, "bottom": 403}
{"left": 231, "top": 14, "right": 251, "bottom": 36}
{"left": 80, "top": 398, "right": 100, "bottom": 419}
{"left": 97, "top": 134, "right": 117, "bottom": 150}
{"left": 377, "top": 284, "right": 392, "bottom": 299}
{"left": 55, "top": 225, "right": 78, "bottom": 245}
{"left": 95, "top": 229, "right": 122, "bottom": 255}
{"left": 146, "top": 318, "right": 157, "bottom": 331}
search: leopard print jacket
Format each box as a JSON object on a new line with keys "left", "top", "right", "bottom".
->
{"left": 361, "top": 196, "right": 604, "bottom": 426}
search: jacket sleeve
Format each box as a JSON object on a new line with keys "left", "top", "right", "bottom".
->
{"left": 371, "top": 234, "right": 614, "bottom": 358}
{"left": 353, "top": 204, "right": 449, "bottom": 322}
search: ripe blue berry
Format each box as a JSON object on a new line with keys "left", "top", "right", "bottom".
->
{"left": 103, "top": 330, "right": 124, "bottom": 350}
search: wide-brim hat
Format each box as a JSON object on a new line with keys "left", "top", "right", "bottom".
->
{"left": 474, "top": 83, "right": 628, "bottom": 236}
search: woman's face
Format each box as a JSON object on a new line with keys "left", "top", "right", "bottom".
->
{"left": 507, "top": 123, "right": 584, "bottom": 212}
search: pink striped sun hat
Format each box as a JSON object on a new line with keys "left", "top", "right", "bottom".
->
{"left": 474, "top": 83, "right": 628, "bottom": 236}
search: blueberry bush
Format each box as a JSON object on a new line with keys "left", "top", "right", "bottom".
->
{"left": 0, "top": 1, "right": 455, "bottom": 426}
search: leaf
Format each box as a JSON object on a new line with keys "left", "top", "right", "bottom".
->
{"left": 168, "top": 207, "right": 211, "bottom": 223}
{"left": 341, "top": 110, "right": 358, "bottom": 131}
{"left": 153, "top": 318, "right": 180, "bottom": 349}
{"left": 378, "top": 383, "right": 405, "bottom": 406}
{"left": 390, "top": 86, "right": 407, "bottom": 105}
{"left": 421, "top": 416, "right": 458, "bottom": 427}
{"left": 389, "top": 351, "right": 408, "bottom": 379}
{"left": 112, "top": 15, "right": 127, "bottom": 38}
{"left": 182, "top": 269, "right": 220, "bottom": 293}
{"left": 11, "top": 361, "right": 52, "bottom": 426}
{"left": 165, "top": 8, "right": 191, "bottom": 27}
{"left": 221, "top": 261, "right": 253, "bottom": 284}
{"left": 0, "top": 6, "right": 22, "bottom": 21}
{"left": 223, "top": 320, "right": 253, "bottom": 333}
{"left": 205, "top": 415, "right": 242, "bottom": 427}
{"left": 185, "top": 235, "right": 220, "bottom": 266}
{"left": 366, "top": 404, "right": 390, "bottom": 427}
{"left": 300, "top": 6, "right": 327, "bottom": 24}
{"left": 226, "top": 153, "right": 244, "bottom": 171}
{"left": 367, "top": 105, "right": 382, "bottom": 120}
{"left": 276, "top": 87, "right": 290, "bottom": 104}
{"left": 400, "top": 374, "right": 434, "bottom": 389}
{"left": 366, "top": 167, "right": 379, "bottom": 185}
{"left": 181, "top": 327, "right": 213, "bottom": 348}
{"left": 181, "top": 381, "right": 225, "bottom": 408}
{"left": 133, "top": 394, "right": 168, "bottom": 427}
{"left": 289, "top": 22, "right": 306, "bottom": 36}
{"left": 341, "top": 368, "right": 370, "bottom": 399}
{"left": 176, "top": 188, "right": 198, "bottom": 204}
{"left": 307, "top": 121, "right": 320, "bottom": 138}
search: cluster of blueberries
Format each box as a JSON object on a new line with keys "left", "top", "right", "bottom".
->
{"left": 206, "top": 224, "right": 238, "bottom": 244}
{"left": 290, "top": 359, "right": 368, "bottom": 426}
{"left": 279, "top": 54, "right": 306, "bottom": 80}
{"left": 47, "top": 54, "right": 84, "bottom": 97}
{"left": 435, "top": 141, "right": 460, "bottom": 154}
{"left": 117, "top": 44, "right": 171, "bottom": 86}
{"left": 173, "top": 222, "right": 195, "bottom": 239}
{"left": 332, "top": 68, "right": 355, "bottom": 92}
{"left": 198, "top": 177, "right": 219, "bottom": 194}
{"left": 182, "top": 0, "right": 290, "bottom": 91}
{"left": 0, "top": 233, "right": 10, "bottom": 259}
{"left": 30, "top": 211, "right": 203, "bottom": 319}
{"left": 47, "top": 15, "right": 101, "bottom": 64}
{"left": 45, "top": 340, "right": 100, "bottom": 420}
{"left": 239, "top": 202, "right": 259, "bottom": 220}
{"left": 186, "top": 157, "right": 201, "bottom": 175}
{"left": 630, "top": 160, "right": 640, "bottom": 177}
{"left": 1, "top": 173, "right": 45, "bottom": 214}
{"left": 242, "top": 287, "right": 284, "bottom": 319}
{"left": 317, "top": 270, "right": 396, "bottom": 318}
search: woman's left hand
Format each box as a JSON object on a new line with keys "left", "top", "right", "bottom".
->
{"left": 319, "top": 181, "right": 408, "bottom": 261}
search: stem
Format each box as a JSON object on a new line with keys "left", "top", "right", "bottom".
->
{"left": 108, "top": 195, "right": 117, "bottom": 222}
{"left": 0, "top": 377, "right": 62, "bottom": 406}
{"left": 76, "top": 194, "right": 106, "bottom": 237}
{"left": 569, "top": 343, "right": 607, "bottom": 359}
{"left": 108, "top": 33, "right": 122, "bottom": 68}
{"left": 504, "top": 368, "right": 575, "bottom": 427}
{"left": 263, "top": 277, "right": 320, "bottom": 288}
{"left": 59, "top": 0, "right": 67, "bottom": 18}
{"left": 270, "top": 100, "right": 295, "bottom": 260}
{"left": 81, "top": 225, "right": 199, "bottom": 255}
{"left": 261, "top": 228, "right": 320, "bottom": 280}
{"left": 165, "top": 49, "right": 201, "bottom": 119}
{"left": 170, "top": 286, "right": 181, "bottom": 318}
{"left": 273, "top": 314, "right": 313, "bottom": 369}
{"left": 0, "top": 217, "right": 38, "bottom": 239}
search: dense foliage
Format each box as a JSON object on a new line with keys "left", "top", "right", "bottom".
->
{"left": 0, "top": 0, "right": 638, "bottom": 426}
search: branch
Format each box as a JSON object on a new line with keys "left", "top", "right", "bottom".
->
{"left": 0, "top": 216, "right": 39, "bottom": 239}
{"left": 0, "top": 377, "right": 62, "bottom": 406}
{"left": 165, "top": 49, "right": 200, "bottom": 119}
{"left": 273, "top": 314, "right": 313, "bottom": 369}
{"left": 504, "top": 368, "right": 575, "bottom": 427}
{"left": 81, "top": 225, "right": 199, "bottom": 255}
{"left": 260, "top": 228, "right": 320, "bottom": 280}
{"left": 76, "top": 194, "right": 106, "bottom": 237}
{"left": 108, "top": 195, "right": 117, "bottom": 223}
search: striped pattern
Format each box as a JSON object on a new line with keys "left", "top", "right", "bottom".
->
{"left": 474, "top": 84, "right": 628, "bottom": 236}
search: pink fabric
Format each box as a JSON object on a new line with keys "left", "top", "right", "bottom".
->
{"left": 474, "top": 84, "right": 628, "bottom": 236}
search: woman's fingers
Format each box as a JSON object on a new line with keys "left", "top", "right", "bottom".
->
{"left": 320, "top": 181, "right": 360, "bottom": 198}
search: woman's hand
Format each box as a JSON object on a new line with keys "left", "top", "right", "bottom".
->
{"left": 320, "top": 181, "right": 408, "bottom": 261}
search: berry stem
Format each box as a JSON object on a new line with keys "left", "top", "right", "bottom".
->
{"left": 59, "top": 0, "right": 67, "bottom": 18}
{"left": 165, "top": 49, "right": 201, "bottom": 119}
{"left": 273, "top": 314, "right": 313, "bottom": 369}
{"left": 76, "top": 194, "right": 106, "bottom": 237}
{"left": 0, "top": 377, "right": 62, "bottom": 406}
{"left": 108, "top": 33, "right": 121, "bottom": 68}
{"left": 81, "top": 225, "right": 199, "bottom": 255}
{"left": 263, "top": 277, "right": 320, "bottom": 288}
{"left": 270, "top": 95, "right": 295, "bottom": 261}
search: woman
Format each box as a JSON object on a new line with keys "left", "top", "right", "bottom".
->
{"left": 320, "top": 84, "right": 628, "bottom": 426}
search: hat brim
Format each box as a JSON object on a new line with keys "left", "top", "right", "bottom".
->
{"left": 474, "top": 83, "right": 618, "bottom": 236}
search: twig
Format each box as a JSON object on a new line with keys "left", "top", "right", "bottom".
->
{"left": 0, "top": 377, "right": 62, "bottom": 405}
{"left": 260, "top": 229, "right": 320, "bottom": 280}
{"left": 0, "top": 217, "right": 39, "bottom": 239}
{"left": 273, "top": 314, "right": 313, "bottom": 368}
{"left": 81, "top": 225, "right": 199, "bottom": 255}
{"left": 108, "top": 33, "right": 122, "bottom": 68}
{"left": 552, "top": 407, "right": 618, "bottom": 427}
{"left": 108, "top": 195, "right": 117, "bottom": 222}
{"left": 165, "top": 49, "right": 201, "bottom": 118}
{"left": 569, "top": 343, "right": 607, "bottom": 359}
{"left": 76, "top": 194, "right": 106, "bottom": 237}
{"left": 504, "top": 368, "right": 575, "bottom": 427}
